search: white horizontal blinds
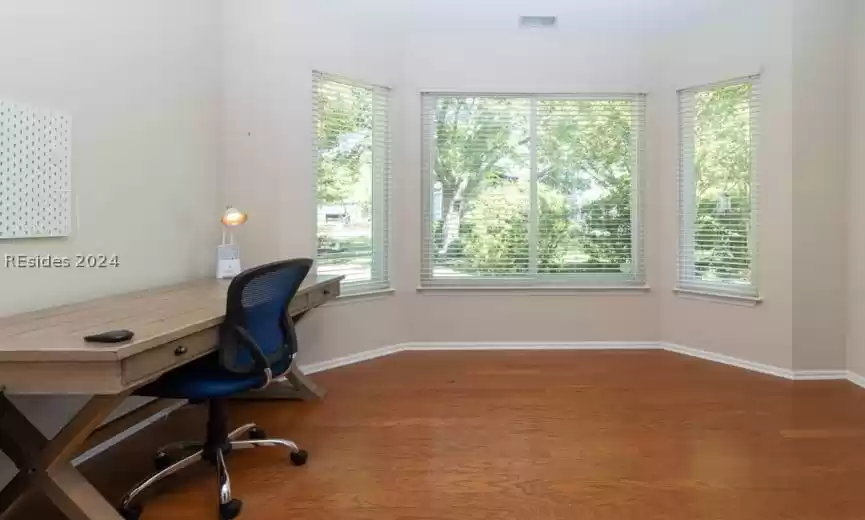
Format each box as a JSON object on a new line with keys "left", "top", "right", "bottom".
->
{"left": 423, "top": 96, "right": 531, "bottom": 282}
{"left": 313, "top": 72, "right": 391, "bottom": 293}
{"left": 421, "top": 94, "right": 645, "bottom": 287}
{"left": 536, "top": 96, "right": 646, "bottom": 283}
{"left": 677, "top": 76, "right": 760, "bottom": 297}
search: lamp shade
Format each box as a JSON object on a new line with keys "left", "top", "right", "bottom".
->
{"left": 221, "top": 207, "right": 248, "bottom": 227}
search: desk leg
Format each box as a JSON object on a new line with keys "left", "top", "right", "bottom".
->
{"left": 0, "top": 392, "right": 130, "bottom": 520}
{"left": 232, "top": 360, "right": 326, "bottom": 401}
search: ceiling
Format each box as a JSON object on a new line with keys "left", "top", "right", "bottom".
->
{"left": 318, "top": 0, "right": 750, "bottom": 32}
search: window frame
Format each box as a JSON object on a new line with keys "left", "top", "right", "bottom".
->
{"left": 676, "top": 75, "right": 761, "bottom": 300}
{"left": 312, "top": 71, "right": 391, "bottom": 296}
{"left": 419, "top": 92, "right": 647, "bottom": 290}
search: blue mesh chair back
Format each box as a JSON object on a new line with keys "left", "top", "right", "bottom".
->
{"left": 218, "top": 258, "right": 313, "bottom": 374}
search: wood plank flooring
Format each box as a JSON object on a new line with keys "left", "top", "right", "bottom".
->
{"left": 15, "top": 350, "right": 865, "bottom": 519}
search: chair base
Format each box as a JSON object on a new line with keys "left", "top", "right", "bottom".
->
{"left": 118, "top": 423, "right": 307, "bottom": 520}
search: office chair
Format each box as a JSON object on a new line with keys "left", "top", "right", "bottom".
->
{"left": 118, "top": 258, "right": 314, "bottom": 520}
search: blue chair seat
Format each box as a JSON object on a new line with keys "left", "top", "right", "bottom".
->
{"left": 136, "top": 352, "right": 290, "bottom": 402}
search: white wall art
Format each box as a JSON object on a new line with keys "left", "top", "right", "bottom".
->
{"left": 0, "top": 99, "right": 71, "bottom": 239}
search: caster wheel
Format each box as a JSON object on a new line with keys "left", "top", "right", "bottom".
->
{"left": 248, "top": 427, "right": 267, "bottom": 440}
{"left": 290, "top": 449, "right": 309, "bottom": 466}
{"left": 118, "top": 504, "right": 142, "bottom": 520}
{"left": 154, "top": 451, "right": 173, "bottom": 472}
{"left": 219, "top": 498, "right": 243, "bottom": 520}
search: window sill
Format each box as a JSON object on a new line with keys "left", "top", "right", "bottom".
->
{"left": 674, "top": 287, "right": 762, "bottom": 307}
{"left": 417, "top": 285, "right": 650, "bottom": 295}
{"left": 326, "top": 288, "right": 395, "bottom": 306}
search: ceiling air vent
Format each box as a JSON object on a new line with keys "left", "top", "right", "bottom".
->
{"left": 519, "top": 16, "right": 557, "bottom": 29}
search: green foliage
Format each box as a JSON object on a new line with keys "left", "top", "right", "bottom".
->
{"left": 691, "top": 83, "right": 753, "bottom": 282}
{"left": 428, "top": 87, "right": 752, "bottom": 280}
{"left": 460, "top": 184, "right": 529, "bottom": 274}
{"left": 316, "top": 83, "right": 372, "bottom": 206}
{"left": 578, "top": 176, "right": 632, "bottom": 267}
{"left": 432, "top": 98, "right": 529, "bottom": 254}
{"left": 536, "top": 100, "right": 633, "bottom": 195}
{"left": 432, "top": 97, "right": 637, "bottom": 275}
{"left": 537, "top": 190, "right": 574, "bottom": 269}
{"left": 694, "top": 197, "right": 749, "bottom": 279}
{"left": 313, "top": 82, "right": 753, "bottom": 280}
{"left": 459, "top": 184, "right": 571, "bottom": 274}
{"left": 536, "top": 100, "right": 635, "bottom": 271}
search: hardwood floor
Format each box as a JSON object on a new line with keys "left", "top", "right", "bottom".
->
{"left": 17, "top": 350, "right": 865, "bottom": 519}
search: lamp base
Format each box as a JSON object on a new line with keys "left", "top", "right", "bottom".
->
{"left": 216, "top": 244, "right": 242, "bottom": 279}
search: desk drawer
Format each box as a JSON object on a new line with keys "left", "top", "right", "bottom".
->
{"left": 315, "top": 281, "right": 340, "bottom": 305}
{"left": 122, "top": 328, "right": 217, "bottom": 387}
{"left": 288, "top": 291, "right": 310, "bottom": 316}
{"left": 291, "top": 282, "right": 339, "bottom": 315}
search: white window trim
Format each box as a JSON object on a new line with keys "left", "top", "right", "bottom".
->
{"left": 419, "top": 92, "right": 647, "bottom": 290}
{"left": 418, "top": 285, "right": 651, "bottom": 295}
{"left": 673, "top": 287, "right": 762, "bottom": 307}
{"left": 676, "top": 75, "right": 761, "bottom": 300}
{"left": 312, "top": 71, "right": 391, "bottom": 296}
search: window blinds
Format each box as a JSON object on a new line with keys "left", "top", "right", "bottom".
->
{"left": 313, "top": 72, "right": 391, "bottom": 294}
{"left": 421, "top": 94, "right": 646, "bottom": 287}
{"left": 677, "top": 76, "right": 760, "bottom": 297}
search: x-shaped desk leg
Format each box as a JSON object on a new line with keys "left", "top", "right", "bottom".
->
{"left": 0, "top": 392, "right": 130, "bottom": 520}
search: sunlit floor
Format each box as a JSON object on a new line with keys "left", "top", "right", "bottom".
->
{"left": 22, "top": 350, "right": 865, "bottom": 520}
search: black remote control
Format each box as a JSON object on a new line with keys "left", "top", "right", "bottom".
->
{"left": 84, "top": 330, "right": 134, "bottom": 343}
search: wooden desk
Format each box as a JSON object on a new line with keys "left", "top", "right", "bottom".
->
{"left": 0, "top": 274, "right": 342, "bottom": 520}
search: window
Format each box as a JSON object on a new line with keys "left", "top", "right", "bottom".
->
{"left": 421, "top": 94, "right": 646, "bottom": 288}
{"left": 677, "top": 76, "right": 760, "bottom": 298}
{"left": 313, "top": 72, "right": 390, "bottom": 294}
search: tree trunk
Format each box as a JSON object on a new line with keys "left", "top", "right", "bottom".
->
{"left": 437, "top": 187, "right": 456, "bottom": 255}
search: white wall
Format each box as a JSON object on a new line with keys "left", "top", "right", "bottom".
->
{"left": 222, "top": 9, "right": 664, "bottom": 356}
{"left": 791, "top": 0, "right": 851, "bottom": 370}
{"left": 848, "top": 0, "right": 865, "bottom": 377}
{"left": 219, "top": 0, "right": 410, "bottom": 364}
{"left": 225, "top": 0, "right": 857, "bottom": 367}
{"left": 0, "top": 0, "right": 221, "bottom": 316}
{"left": 397, "top": 30, "right": 661, "bottom": 344}
{"left": 657, "top": 0, "right": 795, "bottom": 369}
{"left": 0, "top": 0, "right": 220, "bottom": 488}
{"left": 656, "top": 0, "right": 852, "bottom": 372}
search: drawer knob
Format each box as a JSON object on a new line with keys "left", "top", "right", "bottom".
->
{"left": 174, "top": 345, "right": 188, "bottom": 356}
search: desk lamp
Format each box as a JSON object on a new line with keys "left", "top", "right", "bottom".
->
{"left": 217, "top": 206, "right": 247, "bottom": 279}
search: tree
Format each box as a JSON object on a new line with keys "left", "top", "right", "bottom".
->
{"left": 433, "top": 97, "right": 528, "bottom": 255}
{"left": 691, "top": 83, "right": 753, "bottom": 282}
{"left": 315, "top": 82, "right": 374, "bottom": 259}
{"left": 536, "top": 100, "right": 635, "bottom": 271}
{"left": 460, "top": 183, "right": 571, "bottom": 274}
{"left": 315, "top": 84, "right": 372, "bottom": 206}
{"left": 432, "top": 97, "right": 638, "bottom": 275}
{"left": 431, "top": 88, "right": 753, "bottom": 280}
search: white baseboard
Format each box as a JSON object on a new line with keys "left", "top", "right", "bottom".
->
{"left": 847, "top": 371, "right": 865, "bottom": 389}
{"left": 304, "top": 342, "right": 849, "bottom": 384}
{"left": 299, "top": 344, "right": 403, "bottom": 375}
{"left": 793, "top": 370, "right": 849, "bottom": 381}
{"left": 401, "top": 341, "right": 662, "bottom": 351}
{"left": 72, "top": 400, "right": 186, "bottom": 467}
{"left": 661, "top": 344, "right": 847, "bottom": 381}
{"left": 661, "top": 342, "right": 796, "bottom": 379}
{"left": 298, "top": 342, "right": 659, "bottom": 375}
